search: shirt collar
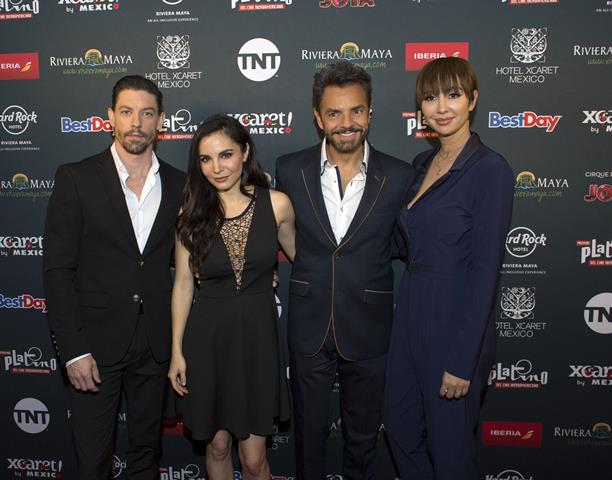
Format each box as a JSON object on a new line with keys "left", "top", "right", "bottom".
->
{"left": 320, "top": 137, "right": 369, "bottom": 176}
{"left": 111, "top": 143, "right": 160, "bottom": 187}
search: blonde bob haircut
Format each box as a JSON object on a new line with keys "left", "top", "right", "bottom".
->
{"left": 415, "top": 57, "right": 478, "bottom": 105}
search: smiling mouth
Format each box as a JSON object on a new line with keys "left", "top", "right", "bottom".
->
{"left": 434, "top": 118, "right": 454, "bottom": 125}
{"left": 213, "top": 176, "right": 229, "bottom": 183}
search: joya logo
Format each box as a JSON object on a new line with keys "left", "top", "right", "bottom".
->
{"left": 0, "top": 293, "right": 47, "bottom": 312}
{"left": 61, "top": 116, "right": 112, "bottom": 133}
{"left": 489, "top": 111, "right": 561, "bottom": 132}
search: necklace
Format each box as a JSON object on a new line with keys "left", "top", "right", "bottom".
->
{"left": 432, "top": 150, "right": 459, "bottom": 176}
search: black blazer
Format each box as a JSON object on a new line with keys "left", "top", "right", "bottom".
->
{"left": 43, "top": 148, "right": 185, "bottom": 366}
{"left": 276, "top": 144, "right": 415, "bottom": 361}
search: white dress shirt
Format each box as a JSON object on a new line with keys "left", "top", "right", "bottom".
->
{"left": 320, "top": 138, "right": 370, "bottom": 244}
{"left": 66, "top": 144, "right": 162, "bottom": 367}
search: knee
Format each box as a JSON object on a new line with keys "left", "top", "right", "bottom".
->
{"left": 207, "top": 436, "right": 232, "bottom": 463}
{"left": 239, "top": 450, "right": 267, "bottom": 477}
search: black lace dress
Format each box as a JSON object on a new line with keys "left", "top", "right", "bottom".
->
{"left": 180, "top": 187, "right": 290, "bottom": 440}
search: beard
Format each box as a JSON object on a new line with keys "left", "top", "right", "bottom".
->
{"left": 325, "top": 126, "right": 367, "bottom": 154}
{"left": 115, "top": 128, "right": 156, "bottom": 155}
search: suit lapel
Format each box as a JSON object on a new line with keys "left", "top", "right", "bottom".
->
{"left": 99, "top": 149, "right": 141, "bottom": 254}
{"left": 338, "top": 149, "right": 385, "bottom": 248}
{"left": 142, "top": 161, "right": 176, "bottom": 256}
{"left": 301, "top": 153, "right": 337, "bottom": 247}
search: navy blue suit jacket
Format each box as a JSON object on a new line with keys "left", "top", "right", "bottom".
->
{"left": 276, "top": 144, "right": 415, "bottom": 361}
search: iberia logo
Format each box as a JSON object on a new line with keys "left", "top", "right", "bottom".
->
{"left": 405, "top": 42, "right": 469, "bottom": 71}
{"left": 482, "top": 421, "right": 543, "bottom": 447}
{"left": 0, "top": 53, "right": 40, "bottom": 80}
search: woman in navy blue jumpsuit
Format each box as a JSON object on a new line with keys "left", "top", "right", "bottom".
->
{"left": 383, "top": 58, "right": 514, "bottom": 479}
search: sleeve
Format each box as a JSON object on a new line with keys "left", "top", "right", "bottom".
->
{"left": 43, "top": 165, "right": 90, "bottom": 365}
{"left": 391, "top": 166, "right": 416, "bottom": 261}
{"left": 445, "top": 158, "right": 514, "bottom": 380}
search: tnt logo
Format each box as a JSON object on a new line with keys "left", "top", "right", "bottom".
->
{"left": 13, "top": 397, "right": 50, "bottom": 434}
{"left": 237, "top": 38, "right": 281, "bottom": 82}
{"left": 584, "top": 292, "right": 612, "bottom": 334}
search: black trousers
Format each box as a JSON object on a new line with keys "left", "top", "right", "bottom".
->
{"left": 68, "top": 315, "right": 168, "bottom": 480}
{"left": 290, "top": 331, "right": 387, "bottom": 480}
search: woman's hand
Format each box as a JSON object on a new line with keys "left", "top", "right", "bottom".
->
{"left": 439, "top": 371, "right": 470, "bottom": 399}
{"left": 168, "top": 353, "right": 189, "bottom": 396}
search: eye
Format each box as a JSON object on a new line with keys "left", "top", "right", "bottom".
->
{"left": 142, "top": 111, "right": 154, "bottom": 118}
{"left": 120, "top": 109, "right": 131, "bottom": 115}
{"left": 353, "top": 108, "right": 365, "bottom": 115}
{"left": 448, "top": 90, "right": 463, "bottom": 99}
{"left": 220, "top": 151, "right": 234, "bottom": 159}
{"left": 199, "top": 155, "right": 210, "bottom": 163}
{"left": 328, "top": 111, "right": 339, "bottom": 119}
{"left": 423, "top": 95, "right": 436, "bottom": 102}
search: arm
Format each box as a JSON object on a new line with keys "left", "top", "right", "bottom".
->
{"left": 444, "top": 160, "right": 514, "bottom": 387}
{"left": 168, "top": 234, "right": 195, "bottom": 396}
{"left": 43, "top": 165, "right": 101, "bottom": 391}
{"left": 270, "top": 189, "right": 296, "bottom": 261}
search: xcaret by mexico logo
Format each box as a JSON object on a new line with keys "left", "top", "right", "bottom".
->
{"left": 58, "top": 0, "right": 120, "bottom": 14}
{"left": 7, "top": 457, "right": 63, "bottom": 478}
{"left": 0, "top": 53, "right": 39, "bottom": 80}
{"left": 0, "top": 235, "right": 43, "bottom": 256}
{"left": 405, "top": 42, "right": 469, "bottom": 71}
{"left": 569, "top": 364, "right": 612, "bottom": 387}
{"left": 482, "top": 421, "right": 543, "bottom": 447}
{"left": 228, "top": 112, "right": 293, "bottom": 135}
{"left": 0, "top": 293, "right": 47, "bottom": 313}
{"left": 582, "top": 109, "right": 612, "bottom": 134}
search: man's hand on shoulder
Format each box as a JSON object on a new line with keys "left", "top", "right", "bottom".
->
{"left": 67, "top": 355, "right": 101, "bottom": 392}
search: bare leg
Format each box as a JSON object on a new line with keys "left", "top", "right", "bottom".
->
{"left": 238, "top": 434, "right": 270, "bottom": 480}
{"left": 206, "top": 430, "right": 233, "bottom": 480}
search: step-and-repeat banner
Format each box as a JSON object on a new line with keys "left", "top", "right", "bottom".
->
{"left": 1, "top": 1, "right": 610, "bottom": 479}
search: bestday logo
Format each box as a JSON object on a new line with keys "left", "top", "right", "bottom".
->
{"left": 489, "top": 111, "right": 562, "bottom": 133}
{"left": 0, "top": 293, "right": 47, "bottom": 313}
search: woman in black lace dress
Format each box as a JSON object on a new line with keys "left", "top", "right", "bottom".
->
{"left": 169, "top": 115, "right": 295, "bottom": 480}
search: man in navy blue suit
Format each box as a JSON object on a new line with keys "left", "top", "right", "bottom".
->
{"left": 275, "top": 61, "right": 415, "bottom": 480}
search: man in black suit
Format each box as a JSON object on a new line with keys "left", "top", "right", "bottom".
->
{"left": 43, "top": 75, "right": 185, "bottom": 480}
{"left": 275, "top": 61, "right": 415, "bottom": 480}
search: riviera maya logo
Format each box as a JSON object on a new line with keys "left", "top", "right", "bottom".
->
{"left": 515, "top": 171, "right": 537, "bottom": 189}
{"left": 511, "top": 28, "right": 547, "bottom": 64}
{"left": 157, "top": 35, "right": 190, "bottom": 70}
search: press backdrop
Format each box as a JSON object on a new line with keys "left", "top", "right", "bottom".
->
{"left": 1, "top": 1, "right": 611, "bottom": 479}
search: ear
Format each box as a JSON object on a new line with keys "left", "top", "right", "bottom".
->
{"left": 469, "top": 90, "right": 479, "bottom": 112}
{"left": 157, "top": 112, "right": 165, "bottom": 131}
{"left": 369, "top": 107, "right": 373, "bottom": 118}
{"left": 313, "top": 108, "right": 324, "bottom": 131}
{"left": 242, "top": 143, "right": 250, "bottom": 163}
{"left": 107, "top": 106, "right": 115, "bottom": 129}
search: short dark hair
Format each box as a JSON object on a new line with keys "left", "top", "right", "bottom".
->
{"left": 312, "top": 61, "right": 372, "bottom": 111}
{"left": 415, "top": 57, "right": 478, "bottom": 105}
{"left": 111, "top": 75, "right": 163, "bottom": 113}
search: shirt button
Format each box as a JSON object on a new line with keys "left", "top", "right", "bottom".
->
{"left": 132, "top": 294, "right": 140, "bottom": 303}
{"left": 340, "top": 207, "right": 344, "bottom": 212}
{"left": 138, "top": 261, "right": 144, "bottom": 267}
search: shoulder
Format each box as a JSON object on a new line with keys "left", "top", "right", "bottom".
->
{"left": 54, "top": 149, "right": 108, "bottom": 178}
{"left": 269, "top": 188, "right": 292, "bottom": 209}
{"left": 473, "top": 143, "right": 514, "bottom": 180}
{"left": 276, "top": 144, "right": 319, "bottom": 168}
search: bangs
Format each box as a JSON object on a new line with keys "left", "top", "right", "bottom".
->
{"left": 415, "top": 57, "right": 477, "bottom": 104}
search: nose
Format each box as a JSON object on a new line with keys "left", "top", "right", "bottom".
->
{"left": 210, "top": 157, "right": 222, "bottom": 173}
{"left": 437, "top": 95, "right": 448, "bottom": 113}
{"left": 131, "top": 112, "right": 141, "bottom": 127}
{"left": 339, "top": 112, "right": 353, "bottom": 129}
